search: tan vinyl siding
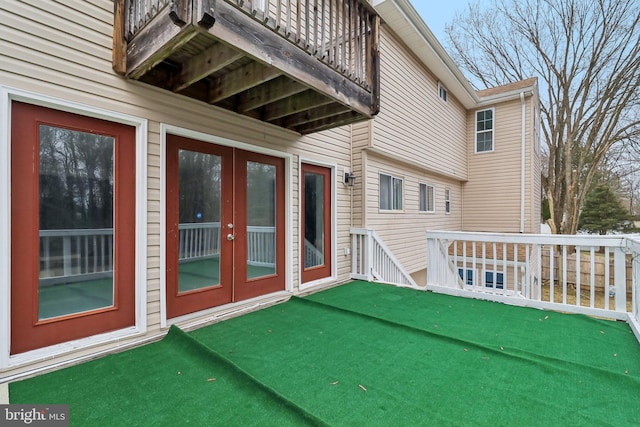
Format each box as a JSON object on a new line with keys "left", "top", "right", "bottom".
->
{"left": 463, "top": 96, "right": 539, "bottom": 233}
{"left": 1, "top": 0, "right": 357, "bottom": 377}
{"left": 363, "top": 153, "right": 463, "bottom": 274}
{"left": 371, "top": 28, "right": 468, "bottom": 182}
{"left": 351, "top": 120, "right": 372, "bottom": 228}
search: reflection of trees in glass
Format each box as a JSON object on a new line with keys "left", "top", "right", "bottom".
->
{"left": 39, "top": 125, "right": 114, "bottom": 230}
{"left": 179, "top": 150, "right": 221, "bottom": 224}
{"left": 247, "top": 162, "right": 275, "bottom": 227}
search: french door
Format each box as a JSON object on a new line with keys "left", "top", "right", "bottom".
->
{"left": 10, "top": 102, "right": 136, "bottom": 354}
{"left": 301, "top": 163, "right": 332, "bottom": 283}
{"left": 166, "top": 135, "right": 285, "bottom": 318}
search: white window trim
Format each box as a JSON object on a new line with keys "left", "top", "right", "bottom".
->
{"left": 445, "top": 188, "right": 451, "bottom": 214}
{"left": 419, "top": 182, "right": 436, "bottom": 213}
{"left": 159, "top": 124, "right": 294, "bottom": 328}
{"left": 379, "top": 172, "right": 404, "bottom": 212}
{"left": 438, "top": 82, "right": 448, "bottom": 103}
{"left": 475, "top": 107, "right": 495, "bottom": 154}
{"left": 0, "top": 86, "right": 148, "bottom": 370}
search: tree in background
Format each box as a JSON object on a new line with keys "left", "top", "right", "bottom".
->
{"left": 446, "top": 0, "right": 640, "bottom": 234}
{"left": 578, "top": 182, "right": 634, "bottom": 234}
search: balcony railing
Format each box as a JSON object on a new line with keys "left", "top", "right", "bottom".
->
{"left": 114, "top": 0, "right": 380, "bottom": 133}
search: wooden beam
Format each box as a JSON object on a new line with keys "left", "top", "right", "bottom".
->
{"left": 263, "top": 91, "right": 334, "bottom": 122}
{"left": 112, "top": 0, "right": 126, "bottom": 75}
{"left": 236, "top": 76, "right": 307, "bottom": 112}
{"left": 208, "top": 61, "right": 281, "bottom": 104}
{"left": 278, "top": 103, "right": 352, "bottom": 128}
{"left": 294, "top": 111, "right": 364, "bottom": 134}
{"left": 125, "top": 11, "right": 198, "bottom": 79}
{"left": 172, "top": 43, "right": 244, "bottom": 92}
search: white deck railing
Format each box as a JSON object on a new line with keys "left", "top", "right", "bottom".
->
{"left": 426, "top": 231, "right": 640, "bottom": 329}
{"left": 350, "top": 228, "right": 418, "bottom": 288}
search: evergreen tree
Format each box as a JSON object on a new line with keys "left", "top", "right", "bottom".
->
{"left": 578, "top": 184, "right": 634, "bottom": 235}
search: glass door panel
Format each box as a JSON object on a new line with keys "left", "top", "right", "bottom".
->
{"left": 303, "top": 171, "right": 326, "bottom": 269}
{"left": 38, "top": 125, "right": 115, "bottom": 320}
{"left": 301, "top": 164, "right": 332, "bottom": 283}
{"left": 246, "top": 161, "right": 277, "bottom": 279}
{"left": 178, "top": 150, "right": 222, "bottom": 292}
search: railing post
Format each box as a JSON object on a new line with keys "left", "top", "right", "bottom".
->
{"left": 614, "top": 246, "right": 627, "bottom": 312}
{"left": 63, "top": 235, "right": 72, "bottom": 277}
{"left": 365, "top": 229, "right": 374, "bottom": 281}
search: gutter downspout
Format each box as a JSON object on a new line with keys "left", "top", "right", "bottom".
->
{"left": 520, "top": 92, "right": 526, "bottom": 233}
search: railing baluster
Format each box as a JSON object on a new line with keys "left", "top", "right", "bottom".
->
{"left": 589, "top": 247, "right": 595, "bottom": 308}
{"left": 562, "top": 245, "right": 567, "bottom": 304}
{"left": 576, "top": 246, "right": 581, "bottom": 306}
{"left": 604, "top": 247, "right": 610, "bottom": 310}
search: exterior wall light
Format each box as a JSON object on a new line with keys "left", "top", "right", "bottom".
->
{"left": 344, "top": 172, "right": 356, "bottom": 187}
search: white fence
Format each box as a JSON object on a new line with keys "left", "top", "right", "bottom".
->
{"left": 350, "top": 228, "right": 418, "bottom": 288}
{"left": 426, "top": 231, "right": 640, "bottom": 338}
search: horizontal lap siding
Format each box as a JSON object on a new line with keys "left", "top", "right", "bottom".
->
{"left": 463, "top": 97, "right": 539, "bottom": 233}
{"left": 2, "top": 0, "right": 355, "bottom": 374}
{"left": 372, "top": 29, "right": 468, "bottom": 181}
{"left": 364, "top": 155, "right": 463, "bottom": 274}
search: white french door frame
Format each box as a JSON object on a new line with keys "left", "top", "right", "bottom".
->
{"left": 159, "top": 124, "right": 293, "bottom": 328}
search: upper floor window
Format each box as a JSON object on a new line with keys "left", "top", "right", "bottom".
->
{"left": 419, "top": 183, "right": 435, "bottom": 213}
{"left": 380, "top": 173, "right": 403, "bottom": 211}
{"left": 438, "top": 83, "right": 448, "bottom": 102}
{"left": 445, "top": 188, "right": 451, "bottom": 214}
{"left": 476, "top": 109, "right": 494, "bottom": 153}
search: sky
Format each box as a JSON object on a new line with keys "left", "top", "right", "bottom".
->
{"left": 411, "top": 0, "right": 471, "bottom": 45}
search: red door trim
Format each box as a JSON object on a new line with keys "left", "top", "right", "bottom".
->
{"left": 165, "top": 135, "right": 234, "bottom": 319}
{"left": 301, "top": 163, "right": 332, "bottom": 283}
{"left": 233, "top": 150, "right": 286, "bottom": 301}
{"left": 10, "top": 102, "right": 136, "bottom": 355}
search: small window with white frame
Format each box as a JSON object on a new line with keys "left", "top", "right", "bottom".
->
{"left": 475, "top": 108, "right": 494, "bottom": 153}
{"left": 379, "top": 173, "right": 403, "bottom": 211}
{"left": 445, "top": 188, "right": 451, "bottom": 214}
{"left": 419, "top": 183, "right": 435, "bottom": 213}
{"left": 438, "top": 82, "right": 448, "bottom": 102}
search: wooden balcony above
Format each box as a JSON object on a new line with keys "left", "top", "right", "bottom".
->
{"left": 113, "top": 0, "right": 380, "bottom": 134}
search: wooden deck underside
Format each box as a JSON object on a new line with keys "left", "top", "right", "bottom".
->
{"left": 114, "top": 0, "right": 380, "bottom": 134}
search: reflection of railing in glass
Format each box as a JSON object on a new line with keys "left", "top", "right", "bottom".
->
{"left": 39, "top": 223, "right": 284, "bottom": 283}
{"left": 304, "top": 238, "right": 324, "bottom": 269}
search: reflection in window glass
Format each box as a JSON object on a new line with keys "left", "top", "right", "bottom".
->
{"left": 38, "top": 125, "right": 115, "bottom": 320}
{"left": 304, "top": 172, "right": 325, "bottom": 268}
{"left": 177, "top": 150, "right": 222, "bottom": 292}
{"left": 246, "top": 161, "right": 276, "bottom": 278}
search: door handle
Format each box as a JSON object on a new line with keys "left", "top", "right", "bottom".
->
{"left": 227, "top": 233, "right": 235, "bottom": 241}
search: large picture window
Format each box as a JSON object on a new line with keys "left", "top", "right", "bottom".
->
{"left": 379, "top": 173, "right": 403, "bottom": 211}
{"left": 476, "top": 109, "right": 494, "bottom": 153}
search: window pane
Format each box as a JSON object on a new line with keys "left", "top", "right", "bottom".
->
{"left": 393, "top": 178, "right": 403, "bottom": 210}
{"left": 177, "top": 150, "right": 221, "bottom": 292}
{"left": 38, "top": 125, "right": 115, "bottom": 320}
{"left": 246, "top": 161, "right": 277, "bottom": 278}
{"left": 304, "top": 172, "right": 325, "bottom": 268}
{"left": 380, "top": 174, "right": 391, "bottom": 209}
{"left": 427, "top": 186, "right": 434, "bottom": 211}
{"left": 419, "top": 184, "right": 427, "bottom": 211}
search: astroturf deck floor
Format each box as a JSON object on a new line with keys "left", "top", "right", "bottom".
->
{"left": 10, "top": 281, "right": 640, "bottom": 426}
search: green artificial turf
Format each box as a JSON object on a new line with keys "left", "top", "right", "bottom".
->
{"left": 11, "top": 281, "right": 640, "bottom": 426}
